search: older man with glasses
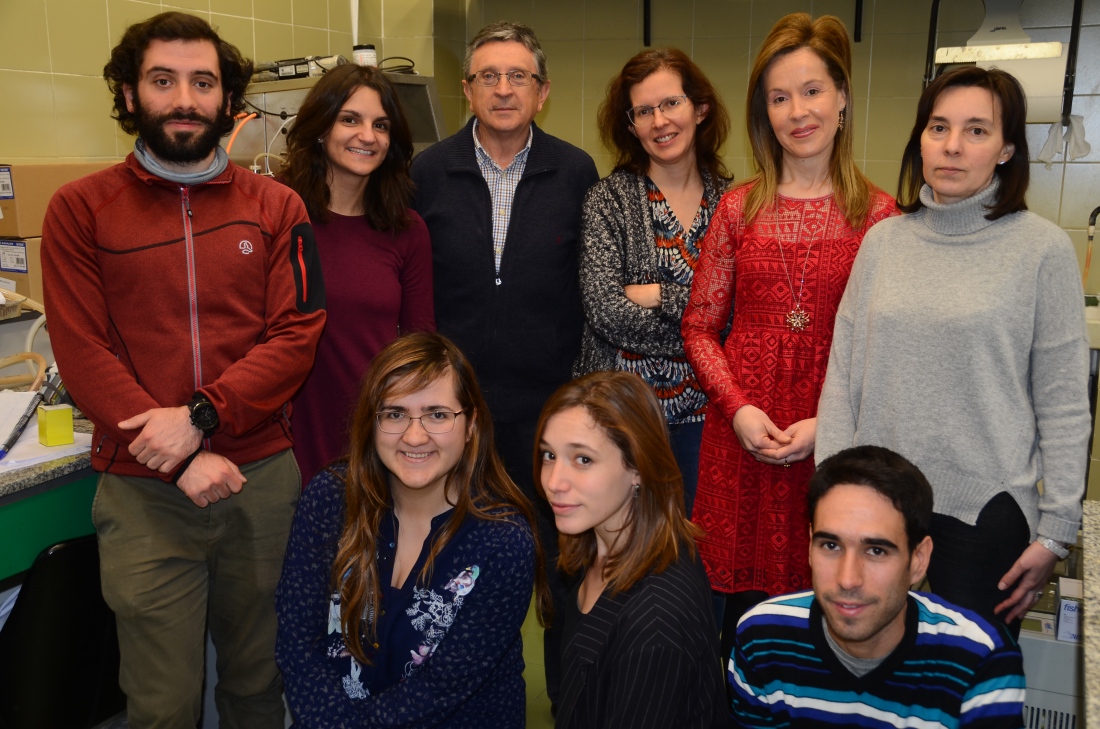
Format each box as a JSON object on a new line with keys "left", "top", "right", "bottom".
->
{"left": 411, "top": 20, "right": 598, "bottom": 713}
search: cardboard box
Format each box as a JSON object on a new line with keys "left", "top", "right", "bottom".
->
{"left": 37, "top": 404, "right": 74, "bottom": 446}
{"left": 1056, "top": 577, "right": 1082, "bottom": 642}
{"left": 0, "top": 162, "right": 119, "bottom": 238}
{"left": 0, "top": 237, "right": 43, "bottom": 308}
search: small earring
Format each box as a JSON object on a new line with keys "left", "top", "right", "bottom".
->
{"left": 633, "top": 483, "right": 640, "bottom": 499}
{"left": 997, "top": 159, "right": 1007, "bottom": 165}
{"left": 837, "top": 108, "right": 845, "bottom": 132}
{"left": 317, "top": 137, "right": 324, "bottom": 144}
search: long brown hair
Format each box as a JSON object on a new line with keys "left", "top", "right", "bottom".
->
{"left": 743, "top": 13, "right": 875, "bottom": 229}
{"left": 332, "top": 332, "right": 550, "bottom": 664}
{"left": 897, "top": 66, "right": 1029, "bottom": 220}
{"left": 534, "top": 371, "right": 701, "bottom": 593}
{"left": 282, "top": 64, "right": 414, "bottom": 231}
{"left": 598, "top": 47, "right": 731, "bottom": 183}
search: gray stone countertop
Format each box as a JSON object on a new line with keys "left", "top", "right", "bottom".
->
{"left": 1084, "top": 500, "right": 1098, "bottom": 729}
{"left": 0, "top": 418, "right": 94, "bottom": 500}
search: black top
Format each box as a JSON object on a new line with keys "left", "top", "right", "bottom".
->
{"left": 410, "top": 119, "right": 600, "bottom": 423}
{"left": 557, "top": 550, "right": 731, "bottom": 729}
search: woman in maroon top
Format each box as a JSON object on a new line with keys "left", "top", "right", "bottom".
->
{"left": 681, "top": 13, "right": 897, "bottom": 659}
{"left": 282, "top": 65, "right": 435, "bottom": 484}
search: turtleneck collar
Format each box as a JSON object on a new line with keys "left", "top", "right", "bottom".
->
{"left": 134, "top": 138, "right": 229, "bottom": 185}
{"left": 917, "top": 179, "right": 1002, "bottom": 236}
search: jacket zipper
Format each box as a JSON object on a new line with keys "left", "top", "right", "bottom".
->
{"left": 297, "top": 234, "right": 308, "bottom": 303}
{"left": 182, "top": 187, "right": 203, "bottom": 392}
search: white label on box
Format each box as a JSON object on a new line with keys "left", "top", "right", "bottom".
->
{"left": 1057, "top": 598, "right": 1081, "bottom": 642}
{"left": 0, "top": 240, "right": 27, "bottom": 273}
{"left": 0, "top": 167, "right": 13, "bottom": 200}
{"left": 0, "top": 276, "right": 15, "bottom": 291}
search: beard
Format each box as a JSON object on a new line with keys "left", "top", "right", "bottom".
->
{"left": 133, "top": 92, "right": 229, "bottom": 165}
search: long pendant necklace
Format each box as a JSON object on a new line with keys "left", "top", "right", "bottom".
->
{"left": 775, "top": 218, "right": 817, "bottom": 332}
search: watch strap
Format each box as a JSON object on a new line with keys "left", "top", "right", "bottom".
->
{"left": 1037, "top": 537, "right": 1070, "bottom": 560}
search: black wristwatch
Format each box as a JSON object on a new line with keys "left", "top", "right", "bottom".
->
{"left": 187, "top": 394, "right": 219, "bottom": 438}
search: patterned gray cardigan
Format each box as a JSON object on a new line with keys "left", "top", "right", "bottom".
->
{"left": 573, "top": 168, "right": 727, "bottom": 377}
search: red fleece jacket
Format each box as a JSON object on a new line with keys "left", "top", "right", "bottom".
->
{"left": 42, "top": 155, "right": 326, "bottom": 477}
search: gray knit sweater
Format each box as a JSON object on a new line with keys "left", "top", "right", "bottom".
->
{"left": 574, "top": 168, "right": 726, "bottom": 377}
{"left": 816, "top": 182, "right": 1089, "bottom": 544}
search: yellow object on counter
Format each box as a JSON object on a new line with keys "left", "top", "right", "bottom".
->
{"left": 38, "top": 403, "right": 74, "bottom": 446}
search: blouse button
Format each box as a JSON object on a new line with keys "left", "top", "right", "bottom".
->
{"left": 373, "top": 642, "right": 380, "bottom": 649}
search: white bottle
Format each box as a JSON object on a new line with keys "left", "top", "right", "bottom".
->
{"left": 353, "top": 44, "right": 377, "bottom": 67}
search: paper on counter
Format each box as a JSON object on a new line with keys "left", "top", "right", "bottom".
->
{"left": 0, "top": 410, "right": 91, "bottom": 472}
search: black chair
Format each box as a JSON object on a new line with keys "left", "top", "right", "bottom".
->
{"left": 0, "top": 534, "right": 126, "bottom": 728}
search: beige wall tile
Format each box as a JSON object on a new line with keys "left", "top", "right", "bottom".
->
{"left": 864, "top": 96, "right": 918, "bottom": 161}
{"left": 255, "top": 0, "right": 292, "bottom": 25}
{"left": 466, "top": 0, "right": 486, "bottom": 40}
{"left": 433, "top": 38, "right": 465, "bottom": 95}
{"left": 213, "top": 14, "right": 256, "bottom": 60}
{"left": 107, "top": 0, "right": 160, "bottom": 46}
{"left": 861, "top": 158, "right": 901, "bottom": 196}
{"left": 482, "top": 0, "right": 534, "bottom": 28}
{"left": 1060, "top": 163, "right": 1100, "bottom": 229}
{"left": 0, "top": 70, "right": 58, "bottom": 159}
{"left": 1020, "top": 0, "right": 1078, "bottom": 28}
{"left": 531, "top": 0, "right": 584, "bottom": 41}
{"left": 164, "top": 0, "right": 212, "bottom": 12}
{"left": 382, "top": 36, "right": 434, "bottom": 76}
{"left": 584, "top": 0, "right": 640, "bottom": 40}
{"left": 1028, "top": 161, "right": 1067, "bottom": 225}
{"left": 651, "top": 0, "right": 695, "bottom": 39}
{"left": 537, "top": 94, "right": 583, "bottom": 149}
{"left": 212, "top": 0, "right": 253, "bottom": 18}
{"left": 255, "top": 20, "right": 294, "bottom": 64}
{"left": 812, "top": 0, "right": 859, "bottom": 25}
{"left": 53, "top": 75, "right": 120, "bottom": 158}
{"left": 437, "top": 95, "right": 467, "bottom": 139}
{"left": 0, "top": 1, "right": 51, "bottom": 72}
{"left": 384, "top": 0, "right": 433, "bottom": 38}
{"left": 328, "top": 0, "right": 351, "bottom": 34}
{"left": 935, "top": 0, "right": 985, "bottom": 34}
{"left": 869, "top": 0, "right": 932, "bottom": 36}
{"left": 329, "top": 31, "right": 354, "bottom": 59}
{"left": 434, "top": 0, "right": 466, "bottom": 42}
{"left": 693, "top": 36, "right": 751, "bottom": 99}
{"left": 582, "top": 39, "right": 641, "bottom": 99}
{"left": 293, "top": 24, "right": 331, "bottom": 56}
{"left": 867, "top": 32, "right": 925, "bottom": 99}
{"left": 592, "top": 152, "right": 615, "bottom": 178}
{"left": 46, "top": 0, "right": 111, "bottom": 76}
{"left": 693, "top": 0, "right": 752, "bottom": 38}
{"left": 540, "top": 40, "right": 584, "bottom": 97}
{"left": 292, "top": 0, "right": 327, "bottom": 29}
{"left": 358, "top": 0, "right": 383, "bottom": 38}
{"left": 846, "top": 96, "right": 870, "bottom": 161}
{"left": 581, "top": 94, "right": 604, "bottom": 153}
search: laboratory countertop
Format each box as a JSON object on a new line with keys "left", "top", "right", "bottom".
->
{"left": 0, "top": 418, "right": 93, "bottom": 501}
{"left": 1083, "top": 500, "right": 1099, "bottom": 728}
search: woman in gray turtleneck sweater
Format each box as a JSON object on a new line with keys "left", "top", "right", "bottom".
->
{"left": 817, "top": 67, "right": 1089, "bottom": 638}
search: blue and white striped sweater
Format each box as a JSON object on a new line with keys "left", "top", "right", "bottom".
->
{"left": 729, "top": 590, "right": 1025, "bottom": 728}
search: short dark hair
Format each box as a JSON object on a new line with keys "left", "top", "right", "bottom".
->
{"left": 808, "top": 446, "right": 933, "bottom": 552}
{"left": 898, "top": 66, "right": 1029, "bottom": 220}
{"left": 104, "top": 11, "right": 253, "bottom": 136}
{"left": 282, "top": 65, "right": 414, "bottom": 231}
{"left": 597, "top": 47, "right": 731, "bottom": 184}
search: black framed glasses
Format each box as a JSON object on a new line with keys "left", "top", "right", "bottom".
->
{"left": 376, "top": 410, "right": 465, "bottom": 434}
{"left": 468, "top": 70, "right": 542, "bottom": 87}
{"left": 627, "top": 95, "right": 690, "bottom": 127}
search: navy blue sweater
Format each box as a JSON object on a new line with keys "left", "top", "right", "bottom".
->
{"left": 275, "top": 469, "right": 535, "bottom": 727}
{"left": 411, "top": 119, "right": 599, "bottom": 423}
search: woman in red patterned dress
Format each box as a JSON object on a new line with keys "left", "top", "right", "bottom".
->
{"left": 681, "top": 13, "right": 897, "bottom": 656}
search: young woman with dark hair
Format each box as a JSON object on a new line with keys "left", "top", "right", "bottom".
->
{"left": 574, "top": 47, "right": 731, "bottom": 518}
{"left": 817, "top": 66, "right": 1089, "bottom": 637}
{"left": 281, "top": 65, "right": 435, "bottom": 485}
{"left": 681, "top": 13, "right": 898, "bottom": 658}
{"left": 537, "top": 371, "right": 728, "bottom": 728}
{"left": 276, "top": 332, "right": 549, "bottom": 726}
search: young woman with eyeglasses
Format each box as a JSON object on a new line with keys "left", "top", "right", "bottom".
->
{"left": 681, "top": 13, "right": 898, "bottom": 659}
{"left": 275, "top": 332, "right": 549, "bottom": 727}
{"left": 574, "top": 47, "right": 731, "bottom": 519}
{"left": 280, "top": 64, "right": 435, "bottom": 486}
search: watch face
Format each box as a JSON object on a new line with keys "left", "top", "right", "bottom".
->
{"left": 191, "top": 401, "right": 218, "bottom": 430}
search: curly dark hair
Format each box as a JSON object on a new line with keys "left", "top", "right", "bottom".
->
{"left": 281, "top": 65, "right": 415, "bottom": 231}
{"left": 104, "top": 11, "right": 253, "bottom": 136}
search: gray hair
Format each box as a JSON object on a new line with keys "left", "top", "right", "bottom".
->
{"left": 463, "top": 21, "right": 548, "bottom": 83}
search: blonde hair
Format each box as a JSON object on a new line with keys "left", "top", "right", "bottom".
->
{"left": 742, "top": 13, "right": 875, "bottom": 229}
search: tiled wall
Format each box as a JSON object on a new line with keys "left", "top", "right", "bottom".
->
{"left": 0, "top": 0, "right": 435, "bottom": 163}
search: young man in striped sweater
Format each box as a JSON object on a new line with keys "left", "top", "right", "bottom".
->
{"left": 729, "top": 445, "right": 1026, "bottom": 728}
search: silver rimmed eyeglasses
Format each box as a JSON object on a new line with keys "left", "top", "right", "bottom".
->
{"left": 468, "top": 70, "right": 542, "bottom": 87}
{"left": 627, "top": 95, "right": 690, "bottom": 127}
{"left": 376, "top": 410, "right": 465, "bottom": 434}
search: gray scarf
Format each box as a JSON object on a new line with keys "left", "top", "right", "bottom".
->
{"left": 134, "top": 138, "right": 229, "bottom": 185}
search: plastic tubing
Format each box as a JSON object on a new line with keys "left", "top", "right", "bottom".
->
{"left": 225, "top": 112, "right": 258, "bottom": 154}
